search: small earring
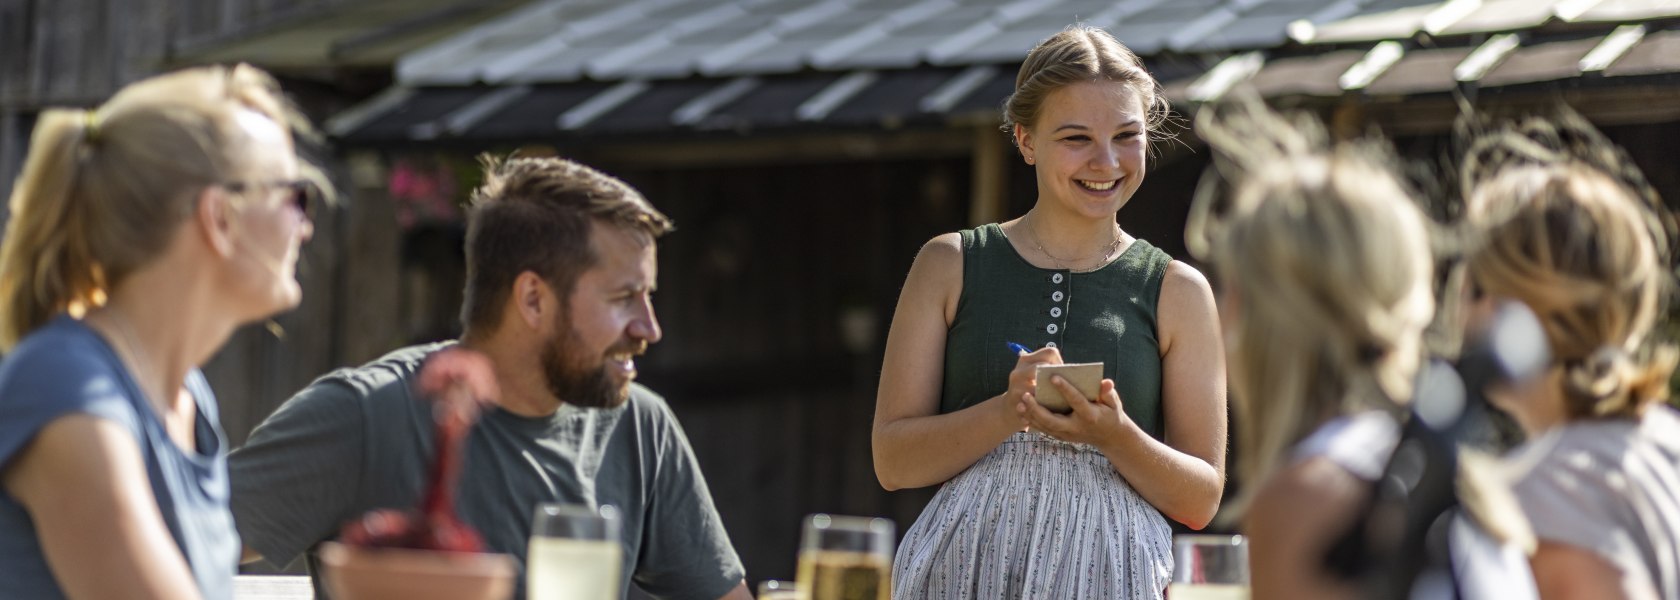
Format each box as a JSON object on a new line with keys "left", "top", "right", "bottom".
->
{"left": 1024, "top": 157, "right": 1035, "bottom": 165}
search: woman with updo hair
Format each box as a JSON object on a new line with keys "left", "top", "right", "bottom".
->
{"left": 0, "top": 64, "right": 321, "bottom": 598}
{"left": 874, "top": 25, "right": 1226, "bottom": 598}
{"left": 1460, "top": 133, "right": 1680, "bottom": 599}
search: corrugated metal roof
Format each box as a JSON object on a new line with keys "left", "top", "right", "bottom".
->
{"left": 400, "top": 0, "right": 1448, "bottom": 85}
{"left": 332, "top": 0, "right": 1680, "bottom": 144}
{"left": 170, "top": 0, "right": 529, "bottom": 70}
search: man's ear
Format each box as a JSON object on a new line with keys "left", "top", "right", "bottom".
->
{"left": 196, "top": 187, "right": 236, "bottom": 258}
{"left": 512, "top": 271, "right": 554, "bottom": 330}
{"left": 1013, "top": 123, "right": 1036, "bottom": 165}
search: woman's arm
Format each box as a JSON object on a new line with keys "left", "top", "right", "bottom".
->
{"left": 2, "top": 414, "right": 205, "bottom": 600}
{"left": 1245, "top": 457, "right": 1368, "bottom": 600}
{"left": 1018, "top": 262, "right": 1227, "bottom": 527}
{"left": 873, "top": 234, "right": 1052, "bottom": 491}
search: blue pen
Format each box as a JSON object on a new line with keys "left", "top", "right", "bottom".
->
{"left": 1006, "top": 341, "right": 1031, "bottom": 356}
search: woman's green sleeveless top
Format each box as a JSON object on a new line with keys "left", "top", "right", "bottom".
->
{"left": 940, "top": 223, "right": 1171, "bottom": 439}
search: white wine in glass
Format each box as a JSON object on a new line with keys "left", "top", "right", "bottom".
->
{"left": 529, "top": 504, "right": 621, "bottom": 600}
{"left": 795, "top": 514, "right": 893, "bottom": 600}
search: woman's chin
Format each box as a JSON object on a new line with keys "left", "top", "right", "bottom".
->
{"left": 258, "top": 284, "right": 305, "bottom": 318}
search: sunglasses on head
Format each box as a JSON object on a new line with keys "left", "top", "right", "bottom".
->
{"left": 220, "top": 179, "right": 322, "bottom": 219}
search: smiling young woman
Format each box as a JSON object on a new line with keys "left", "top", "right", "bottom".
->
{"left": 873, "top": 25, "right": 1227, "bottom": 599}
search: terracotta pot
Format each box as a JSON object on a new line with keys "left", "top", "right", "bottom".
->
{"left": 318, "top": 542, "right": 517, "bottom": 600}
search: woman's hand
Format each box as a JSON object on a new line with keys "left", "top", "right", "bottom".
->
{"left": 1002, "top": 346, "right": 1064, "bottom": 426}
{"left": 1017, "top": 376, "right": 1139, "bottom": 447}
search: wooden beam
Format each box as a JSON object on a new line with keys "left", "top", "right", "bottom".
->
{"left": 968, "top": 124, "right": 1008, "bottom": 227}
{"left": 574, "top": 128, "right": 973, "bottom": 169}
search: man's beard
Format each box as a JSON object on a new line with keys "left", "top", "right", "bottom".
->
{"left": 540, "top": 323, "right": 637, "bottom": 409}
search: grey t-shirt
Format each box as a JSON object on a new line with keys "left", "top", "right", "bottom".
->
{"left": 229, "top": 342, "right": 744, "bottom": 600}
{"left": 0, "top": 316, "right": 238, "bottom": 599}
{"left": 1507, "top": 405, "right": 1680, "bottom": 598}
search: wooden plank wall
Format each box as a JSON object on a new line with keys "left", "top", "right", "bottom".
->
{"left": 597, "top": 156, "right": 973, "bottom": 584}
{"left": 0, "top": 0, "right": 353, "bottom": 206}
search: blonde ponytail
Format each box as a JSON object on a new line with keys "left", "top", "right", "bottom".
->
{"left": 0, "top": 109, "right": 105, "bottom": 350}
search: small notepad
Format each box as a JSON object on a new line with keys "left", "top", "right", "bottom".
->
{"left": 1033, "top": 363, "right": 1103, "bottom": 414}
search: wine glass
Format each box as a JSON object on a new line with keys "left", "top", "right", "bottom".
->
{"left": 757, "top": 579, "right": 798, "bottom": 600}
{"left": 528, "top": 504, "right": 621, "bottom": 600}
{"left": 1169, "top": 534, "right": 1250, "bottom": 600}
{"left": 795, "top": 514, "right": 894, "bottom": 600}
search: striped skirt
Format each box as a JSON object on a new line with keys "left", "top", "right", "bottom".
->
{"left": 892, "top": 432, "right": 1173, "bottom": 599}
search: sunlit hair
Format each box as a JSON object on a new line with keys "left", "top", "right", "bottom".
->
{"left": 0, "top": 64, "right": 318, "bottom": 351}
{"left": 1466, "top": 162, "right": 1677, "bottom": 419}
{"left": 459, "top": 155, "right": 674, "bottom": 335}
{"left": 1004, "top": 25, "right": 1172, "bottom": 140}
{"left": 1186, "top": 99, "right": 1435, "bottom": 509}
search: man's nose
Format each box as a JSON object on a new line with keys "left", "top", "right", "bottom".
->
{"left": 630, "top": 301, "right": 662, "bottom": 345}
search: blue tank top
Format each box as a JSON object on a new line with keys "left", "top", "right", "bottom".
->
{"left": 0, "top": 315, "right": 237, "bottom": 599}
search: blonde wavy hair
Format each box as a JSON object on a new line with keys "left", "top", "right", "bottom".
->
{"left": 0, "top": 64, "right": 319, "bottom": 350}
{"left": 1186, "top": 99, "right": 1435, "bottom": 508}
{"left": 1466, "top": 163, "right": 1677, "bottom": 419}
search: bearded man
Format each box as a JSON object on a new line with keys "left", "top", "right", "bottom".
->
{"left": 229, "top": 156, "right": 750, "bottom": 600}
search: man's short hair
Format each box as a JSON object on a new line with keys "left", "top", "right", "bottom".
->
{"left": 459, "top": 155, "right": 673, "bottom": 334}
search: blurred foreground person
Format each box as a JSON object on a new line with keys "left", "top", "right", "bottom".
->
{"left": 1186, "top": 99, "right": 1534, "bottom": 600}
{"left": 1460, "top": 119, "right": 1680, "bottom": 600}
{"left": 0, "top": 64, "right": 320, "bottom": 599}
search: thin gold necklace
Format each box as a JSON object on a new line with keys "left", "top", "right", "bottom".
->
{"left": 1023, "top": 212, "right": 1123, "bottom": 272}
{"left": 97, "top": 308, "right": 162, "bottom": 406}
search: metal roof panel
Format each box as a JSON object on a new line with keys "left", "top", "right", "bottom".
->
{"left": 1572, "top": 0, "right": 1680, "bottom": 23}
{"left": 462, "top": 83, "right": 613, "bottom": 139}
{"left": 826, "top": 6, "right": 997, "bottom": 69}
{"left": 1247, "top": 50, "right": 1366, "bottom": 96}
{"left": 581, "top": 79, "right": 727, "bottom": 132}
{"left": 700, "top": 10, "right": 888, "bottom": 75}
{"left": 1478, "top": 36, "right": 1600, "bottom": 86}
{"left": 594, "top": 16, "right": 776, "bottom": 79}
{"left": 1436, "top": 0, "right": 1569, "bottom": 36}
{"left": 950, "top": 68, "right": 1018, "bottom": 115}
{"left": 1305, "top": 0, "right": 1447, "bottom": 44}
{"left": 1605, "top": 28, "right": 1680, "bottom": 78}
{"left": 1112, "top": 0, "right": 1230, "bottom": 55}
{"left": 1364, "top": 45, "right": 1475, "bottom": 95}
{"left": 703, "top": 73, "right": 845, "bottom": 129}
{"left": 345, "top": 87, "right": 488, "bottom": 142}
{"left": 827, "top": 69, "right": 961, "bottom": 123}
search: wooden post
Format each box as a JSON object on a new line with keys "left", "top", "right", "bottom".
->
{"left": 968, "top": 123, "right": 1008, "bottom": 227}
{"left": 336, "top": 150, "right": 406, "bottom": 367}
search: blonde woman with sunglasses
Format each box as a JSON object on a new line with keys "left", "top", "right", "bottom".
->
{"left": 0, "top": 64, "right": 322, "bottom": 599}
